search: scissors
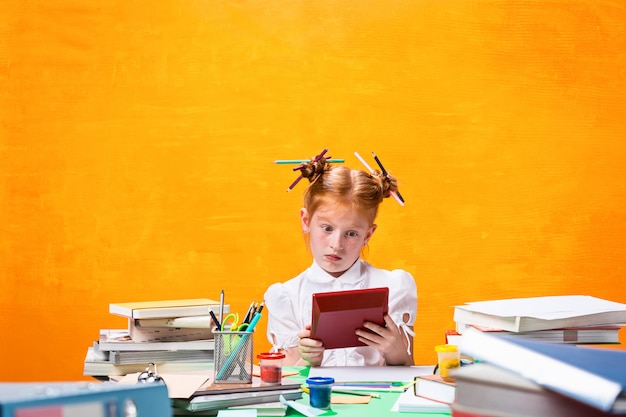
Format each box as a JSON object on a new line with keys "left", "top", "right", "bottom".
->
{"left": 221, "top": 313, "right": 251, "bottom": 332}
{"left": 221, "top": 313, "right": 252, "bottom": 355}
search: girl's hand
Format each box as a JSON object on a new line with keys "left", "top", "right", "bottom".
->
{"left": 356, "top": 314, "right": 414, "bottom": 366}
{"left": 297, "top": 324, "right": 325, "bottom": 367}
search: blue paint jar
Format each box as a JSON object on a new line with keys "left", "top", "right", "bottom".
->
{"left": 306, "top": 376, "right": 334, "bottom": 409}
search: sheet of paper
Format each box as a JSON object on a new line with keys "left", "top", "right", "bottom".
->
{"left": 217, "top": 410, "right": 257, "bottom": 417}
{"left": 307, "top": 365, "right": 433, "bottom": 383}
{"left": 461, "top": 295, "right": 626, "bottom": 319}
{"left": 279, "top": 395, "right": 326, "bottom": 417}
{"left": 117, "top": 372, "right": 210, "bottom": 399}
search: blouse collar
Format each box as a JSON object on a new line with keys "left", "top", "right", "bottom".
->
{"left": 308, "top": 259, "right": 365, "bottom": 285}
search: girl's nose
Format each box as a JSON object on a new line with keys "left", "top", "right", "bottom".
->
{"left": 329, "top": 232, "right": 343, "bottom": 251}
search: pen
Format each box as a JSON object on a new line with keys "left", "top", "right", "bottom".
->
{"left": 255, "top": 301, "right": 265, "bottom": 316}
{"left": 300, "top": 386, "right": 380, "bottom": 399}
{"left": 242, "top": 301, "right": 256, "bottom": 324}
{"left": 332, "top": 387, "right": 381, "bottom": 398}
{"left": 209, "top": 310, "right": 221, "bottom": 331}
{"left": 274, "top": 159, "right": 344, "bottom": 164}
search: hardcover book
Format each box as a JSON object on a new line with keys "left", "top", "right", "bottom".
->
{"left": 453, "top": 295, "right": 626, "bottom": 333}
{"left": 110, "top": 298, "right": 223, "bottom": 319}
{"left": 451, "top": 362, "right": 615, "bottom": 417}
{"left": 458, "top": 327, "right": 626, "bottom": 414}
{"left": 415, "top": 374, "right": 456, "bottom": 404}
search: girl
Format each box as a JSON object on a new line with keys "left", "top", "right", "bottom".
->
{"left": 264, "top": 154, "right": 417, "bottom": 366}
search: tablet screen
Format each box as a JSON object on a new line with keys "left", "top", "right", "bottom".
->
{"left": 311, "top": 287, "right": 389, "bottom": 349}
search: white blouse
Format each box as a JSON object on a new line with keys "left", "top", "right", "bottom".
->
{"left": 264, "top": 259, "right": 418, "bottom": 366}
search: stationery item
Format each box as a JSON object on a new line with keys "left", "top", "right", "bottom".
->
{"left": 391, "top": 387, "right": 452, "bottom": 413}
{"left": 257, "top": 352, "right": 285, "bottom": 385}
{"left": 459, "top": 327, "right": 626, "bottom": 414}
{"left": 172, "top": 376, "right": 303, "bottom": 412}
{"left": 301, "top": 386, "right": 373, "bottom": 404}
{"left": 242, "top": 301, "right": 257, "bottom": 325}
{"left": 307, "top": 365, "right": 433, "bottom": 384}
{"left": 83, "top": 347, "right": 213, "bottom": 377}
{"left": 110, "top": 298, "right": 222, "bottom": 319}
{"left": 109, "top": 348, "right": 214, "bottom": 365}
{"left": 331, "top": 387, "right": 380, "bottom": 399}
{"left": 0, "top": 381, "right": 170, "bottom": 417}
{"left": 306, "top": 377, "right": 334, "bottom": 409}
{"left": 414, "top": 374, "right": 456, "bottom": 404}
{"left": 129, "top": 319, "right": 215, "bottom": 342}
{"left": 209, "top": 311, "right": 222, "bottom": 330}
{"left": 354, "top": 151, "right": 404, "bottom": 207}
{"left": 449, "top": 325, "right": 622, "bottom": 345}
{"left": 287, "top": 148, "right": 328, "bottom": 191}
{"left": 97, "top": 329, "right": 215, "bottom": 351}
{"left": 215, "top": 313, "right": 263, "bottom": 381}
{"left": 214, "top": 331, "right": 254, "bottom": 383}
{"left": 137, "top": 362, "right": 163, "bottom": 383}
{"left": 371, "top": 152, "right": 405, "bottom": 203}
{"left": 453, "top": 295, "right": 626, "bottom": 333}
{"left": 310, "top": 287, "right": 388, "bottom": 349}
{"left": 451, "top": 362, "right": 615, "bottom": 417}
{"left": 435, "top": 344, "right": 460, "bottom": 382}
{"left": 219, "top": 289, "right": 225, "bottom": 325}
{"left": 273, "top": 159, "right": 344, "bottom": 164}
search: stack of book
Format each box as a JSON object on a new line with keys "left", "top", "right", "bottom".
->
{"left": 84, "top": 298, "right": 229, "bottom": 378}
{"left": 171, "top": 376, "right": 303, "bottom": 414}
{"left": 450, "top": 295, "right": 626, "bottom": 346}
{"left": 447, "top": 295, "right": 626, "bottom": 417}
{"left": 452, "top": 326, "right": 626, "bottom": 417}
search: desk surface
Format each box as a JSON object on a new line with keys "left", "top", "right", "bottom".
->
{"left": 285, "top": 366, "right": 450, "bottom": 417}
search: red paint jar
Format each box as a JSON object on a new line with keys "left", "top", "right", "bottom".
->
{"left": 257, "top": 352, "right": 285, "bottom": 384}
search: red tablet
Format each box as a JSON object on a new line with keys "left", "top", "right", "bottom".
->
{"left": 311, "top": 287, "right": 389, "bottom": 349}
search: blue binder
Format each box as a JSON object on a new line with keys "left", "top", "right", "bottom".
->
{"left": 0, "top": 381, "right": 170, "bottom": 417}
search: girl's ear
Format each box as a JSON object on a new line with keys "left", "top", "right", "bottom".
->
{"left": 300, "top": 208, "right": 310, "bottom": 233}
{"left": 364, "top": 223, "right": 377, "bottom": 245}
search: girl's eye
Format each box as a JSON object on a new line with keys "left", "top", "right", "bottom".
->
{"left": 346, "top": 231, "right": 359, "bottom": 238}
{"left": 322, "top": 225, "right": 333, "bottom": 232}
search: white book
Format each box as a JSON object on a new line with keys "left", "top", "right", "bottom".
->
{"left": 98, "top": 329, "right": 215, "bottom": 351}
{"left": 391, "top": 387, "right": 451, "bottom": 413}
{"left": 83, "top": 347, "right": 213, "bottom": 376}
{"left": 110, "top": 298, "right": 224, "bottom": 319}
{"left": 453, "top": 295, "right": 626, "bottom": 333}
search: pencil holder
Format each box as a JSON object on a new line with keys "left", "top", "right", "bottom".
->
{"left": 213, "top": 331, "right": 254, "bottom": 383}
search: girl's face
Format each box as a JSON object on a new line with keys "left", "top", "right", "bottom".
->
{"left": 300, "top": 204, "right": 376, "bottom": 278}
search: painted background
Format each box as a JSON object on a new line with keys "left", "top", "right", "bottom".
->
{"left": 1, "top": 0, "right": 625, "bottom": 381}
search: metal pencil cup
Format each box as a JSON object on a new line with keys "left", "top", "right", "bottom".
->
{"left": 214, "top": 331, "right": 254, "bottom": 383}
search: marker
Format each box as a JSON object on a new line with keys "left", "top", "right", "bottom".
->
{"left": 209, "top": 310, "right": 221, "bottom": 331}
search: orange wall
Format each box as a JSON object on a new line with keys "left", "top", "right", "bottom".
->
{"left": 1, "top": 1, "right": 626, "bottom": 381}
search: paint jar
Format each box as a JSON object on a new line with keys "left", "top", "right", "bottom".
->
{"left": 435, "top": 344, "right": 461, "bottom": 382}
{"left": 257, "top": 352, "right": 285, "bottom": 385}
{"left": 305, "top": 376, "right": 334, "bottom": 409}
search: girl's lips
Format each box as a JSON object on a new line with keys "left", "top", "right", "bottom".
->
{"left": 325, "top": 254, "right": 342, "bottom": 261}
